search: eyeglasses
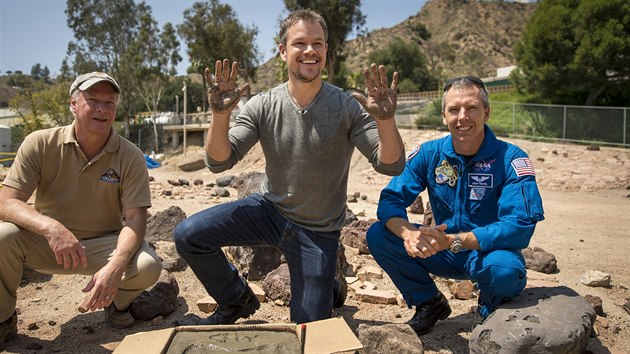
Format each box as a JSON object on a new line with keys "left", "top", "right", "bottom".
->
{"left": 443, "top": 76, "right": 488, "bottom": 93}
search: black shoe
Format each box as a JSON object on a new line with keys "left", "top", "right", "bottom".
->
{"left": 333, "top": 273, "right": 347, "bottom": 308}
{"left": 407, "top": 292, "right": 452, "bottom": 335}
{"left": 198, "top": 286, "right": 261, "bottom": 325}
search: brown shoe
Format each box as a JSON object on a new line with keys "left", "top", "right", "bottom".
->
{"left": 104, "top": 304, "right": 135, "bottom": 329}
{"left": 0, "top": 311, "right": 18, "bottom": 351}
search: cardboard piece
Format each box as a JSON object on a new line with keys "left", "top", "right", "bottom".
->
{"left": 303, "top": 317, "right": 363, "bottom": 353}
{"left": 113, "top": 316, "right": 362, "bottom": 354}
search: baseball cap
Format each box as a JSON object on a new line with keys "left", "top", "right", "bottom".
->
{"left": 69, "top": 71, "right": 120, "bottom": 96}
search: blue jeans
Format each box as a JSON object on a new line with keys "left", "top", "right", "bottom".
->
{"left": 366, "top": 221, "right": 526, "bottom": 318}
{"left": 174, "top": 194, "right": 340, "bottom": 324}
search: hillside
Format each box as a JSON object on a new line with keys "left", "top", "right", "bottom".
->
{"left": 252, "top": 0, "right": 536, "bottom": 92}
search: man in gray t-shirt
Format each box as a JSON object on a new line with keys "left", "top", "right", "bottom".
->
{"left": 174, "top": 9, "right": 405, "bottom": 325}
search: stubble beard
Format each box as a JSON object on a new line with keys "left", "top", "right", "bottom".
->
{"left": 291, "top": 68, "right": 321, "bottom": 84}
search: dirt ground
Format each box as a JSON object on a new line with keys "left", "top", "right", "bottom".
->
{"left": 3, "top": 128, "right": 630, "bottom": 354}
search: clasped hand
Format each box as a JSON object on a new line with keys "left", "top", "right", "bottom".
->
{"left": 205, "top": 59, "right": 250, "bottom": 115}
{"left": 404, "top": 224, "right": 449, "bottom": 259}
{"left": 352, "top": 63, "right": 399, "bottom": 120}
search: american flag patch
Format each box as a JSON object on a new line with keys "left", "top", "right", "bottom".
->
{"left": 511, "top": 157, "right": 535, "bottom": 177}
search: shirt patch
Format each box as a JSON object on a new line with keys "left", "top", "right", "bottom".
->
{"left": 406, "top": 145, "right": 420, "bottom": 161}
{"left": 100, "top": 168, "right": 121, "bottom": 183}
{"left": 511, "top": 157, "right": 536, "bottom": 177}
{"left": 435, "top": 160, "right": 458, "bottom": 187}
{"left": 469, "top": 187, "right": 486, "bottom": 200}
{"left": 468, "top": 174, "right": 493, "bottom": 188}
{"left": 472, "top": 159, "right": 495, "bottom": 173}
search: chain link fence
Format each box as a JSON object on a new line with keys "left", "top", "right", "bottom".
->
{"left": 491, "top": 102, "right": 629, "bottom": 147}
{"left": 408, "top": 99, "right": 629, "bottom": 148}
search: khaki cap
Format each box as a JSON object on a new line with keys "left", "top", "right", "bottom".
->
{"left": 69, "top": 71, "right": 120, "bottom": 96}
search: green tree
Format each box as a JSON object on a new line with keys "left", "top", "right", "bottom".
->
{"left": 6, "top": 73, "right": 33, "bottom": 89}
{"left": 64, "top": 0, "right": 180, "bottom": 137}
{"left": 178, "top": 0, "right": 259, "bottom": 110}
{"left": 368, "top": 40, "right": 437, "bottom": 93}
{"left": 284, "top": 0, "right": 365, "bottom": 83}
{"left": 513, "top": 0, "right": 630, "bottom": 106}
{"left": 9, "top": 82, "right": 71, "bottom": 136}
{"left": 30, "top": 64, "right": 51, "bottom": 82}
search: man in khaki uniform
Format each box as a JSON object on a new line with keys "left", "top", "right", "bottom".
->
{"left": 0, "top": 72, "right": 162, "bottom": 350}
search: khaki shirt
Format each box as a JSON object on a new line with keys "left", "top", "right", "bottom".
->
{"left": 2, "top": 122, "right": 151, "bottom": 239}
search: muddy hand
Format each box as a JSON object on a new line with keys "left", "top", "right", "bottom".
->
{"left": 351, "top": 64, "right": 399, "bottom": 120}
{"left": 205, "top": 59, "right": 250, "bottom": 115}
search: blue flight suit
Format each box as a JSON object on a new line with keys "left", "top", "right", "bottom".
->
{"left": 366, "top": 125, "right": 545, "bottom": 317}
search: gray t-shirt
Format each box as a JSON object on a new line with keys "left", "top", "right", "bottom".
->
{"left": 206, "top": 81, "right": 404, "bottom": 231}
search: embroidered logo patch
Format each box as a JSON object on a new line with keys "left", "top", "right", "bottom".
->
{"left": 468, "top": 174, "right": 493, "bottom": 188}
{"left": 435, "top": 160, "right": 458, "bottom": 187}
{"left": 100, "top": 168, "right": 121, "bottom": 183}
{"left": 472, "top": 159, "right": 495, "bottom": 173}
{"left": 469, "top": 187, "right": 486, "bottom": 200}
{"left": 406, "top": 145, "right": 420, "bottom": 161}
{"left": 511, "top": 157, "right": 535, "bottom": 177}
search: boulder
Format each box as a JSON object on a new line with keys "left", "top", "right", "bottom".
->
{"left": 356, "top": 323, "right": 424, "bottom": 353}
{"left": 176, "top": 151, "right": 206, "bottom": 172}
{"left": 470, "top": 285, "right": 595, "bottom": 354}
{"left": 225, "top": 246, "right": 283, "bottom": 281}
{"left": 522, "top": 247, "right": 558, "bottom": 274}
{"left": 340, "top": 219, "right": 374, "bottom": 255}
{"left": 130, "top": 270, "right": 179, "bottom": 320}
{"left": 145, "top": 205, "right": 187, "bottom": 243}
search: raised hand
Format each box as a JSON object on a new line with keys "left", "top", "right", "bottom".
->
{"left": 205, "top": 59, "right": 250, "bottom": 115}
{"left": 351, "top": 64, "right": 399, "bottom": 120}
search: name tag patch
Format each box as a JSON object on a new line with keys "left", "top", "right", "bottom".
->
{"left": 468, "top": 174, "right": 493, "bottom": 188}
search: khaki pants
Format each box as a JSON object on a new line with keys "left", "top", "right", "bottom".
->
{"left": 0, "top": 222, "right": 162, "bottom": 322}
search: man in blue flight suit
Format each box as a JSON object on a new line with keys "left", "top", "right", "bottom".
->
{"left": 366, "top": 76, "right": 545, "bottom": 335}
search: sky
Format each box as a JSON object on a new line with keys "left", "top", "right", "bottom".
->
{"left": 0, "top": 0, "right": 425, "bottom": 77}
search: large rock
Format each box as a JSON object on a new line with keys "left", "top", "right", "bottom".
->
{"left": 409, "top": 194, "right": 424, "bottom": 215}
{"left": 340, "top": 219, "right": 374, "bottom": 254}
{"left": 261, "top": 263, "right": 291, "bottom": 304}
{"left": 356, "top": 323, "right": 424, "bottom": 354}
{"left": 129, "top": 270, "right": 179, "bottom": 320}
{"left": 145, "top": 205, "right": 187, "bottom": 243}
{"left": 153, "top": 240, "right": 187, "bottom": 272}
{"left": 470, "top": 285, "right": 596, "bottom": 354}
{"left": 176, "top": 151, "right": 206, "bottom": 171}
{"left": 522, "top": 247, "right": 558, "bottom": 274}
{"left": 234, "top": 171, "right": 266, "bottom": 199}
{"left": 423, "top": 202, "right": 435, "bottom": 227}
{"left": 225, "top": 246, "right": 283, "bottom": 281}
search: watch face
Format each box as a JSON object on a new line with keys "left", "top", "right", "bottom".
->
{"left": 451, "top": 243, "right": 462, "bottom": 253}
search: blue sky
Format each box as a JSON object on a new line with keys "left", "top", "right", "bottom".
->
{"left": 0, "top": 0, "right": 425, "bottom": 76}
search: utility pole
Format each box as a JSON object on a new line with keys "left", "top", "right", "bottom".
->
{"left": 182, "top": 81, "right": 187, "bottom": 156}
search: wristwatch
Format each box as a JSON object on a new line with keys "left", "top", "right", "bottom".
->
{"left": 449, "top": 233, "right": 463, "bottom": 253}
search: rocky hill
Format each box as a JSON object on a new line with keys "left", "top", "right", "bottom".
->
{"left": 252, "top": 0, "right": 536, "bottom": 92}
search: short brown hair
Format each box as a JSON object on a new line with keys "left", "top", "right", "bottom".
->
{"left": 279, "top": 9, "right": 328, "bottom": 46}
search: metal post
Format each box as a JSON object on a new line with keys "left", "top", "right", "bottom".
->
{"left": 563, "top": 106, "right": 567, "bottom": 140}
{"left": 175, "top": 95, "right": 179, "bottom": 116}
{"left": 182, "top": 81, "right": 187, "bottom": 156}
{"left": 512, "top": 103, "right": 516, "bottom": 134}
{"left": 624, "top": 108, "right": 627, "bottom": 145}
